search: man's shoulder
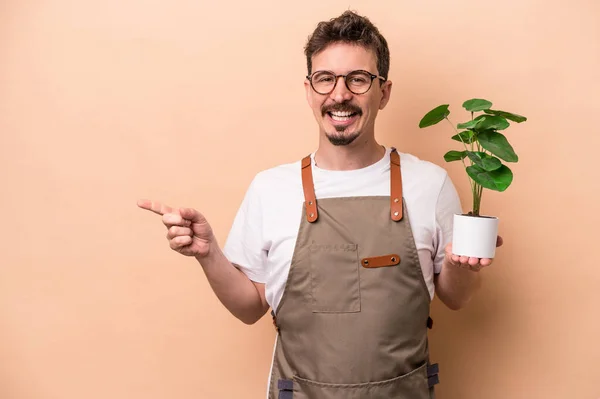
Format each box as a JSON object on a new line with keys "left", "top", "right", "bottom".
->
{"left": 247, "top": 158, "right": 304, "bottom": 198}
{"left": 399, "top": 151, "right": 449, "bottom": 180}
{"left": 397, "top": 150, "right": 453, "bottom": 201}
{"left": 253, "top": 159, "right": 302, "bottom": 183}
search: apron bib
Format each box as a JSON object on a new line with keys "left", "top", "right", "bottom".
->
{"left": 269, "top": 148, "right": 439, "bottom": 399}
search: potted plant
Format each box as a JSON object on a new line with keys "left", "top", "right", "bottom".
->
{"left": 418, "top": 98, "right": 527, "bottom": 259}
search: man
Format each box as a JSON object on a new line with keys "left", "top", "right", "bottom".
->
{"left": 138, "top": 10, "right": 501, "bottom": 399}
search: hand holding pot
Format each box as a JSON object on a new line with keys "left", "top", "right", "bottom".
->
{"left": 445, "top": 235, "right": 504, "bottom": 272}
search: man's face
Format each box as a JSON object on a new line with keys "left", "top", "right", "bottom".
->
{"left": 305, "top": 42, "right": 392, "bottom": 146}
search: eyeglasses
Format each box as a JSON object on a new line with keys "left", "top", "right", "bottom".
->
{"left": 306, "top": 70, "right": 386, "bottom": 95}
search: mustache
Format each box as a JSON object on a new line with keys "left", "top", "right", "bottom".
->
{"left": 321, "top": 102, "right": 362, "bottom": 116}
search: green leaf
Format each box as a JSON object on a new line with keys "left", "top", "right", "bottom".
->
{"left": 478, "top": 130, "right": 519, "bottom": 162}
{"left": 466, "top": 151, "right": 502, "bottom": 171}
{"left": 457, "top": 119, "right": 482, "bottom": 129}
{"left": 484, "top": 109, "right": 527, "bottom": 123}
{"left": 419, "top": 105, "right": 450, "bottom": 128}
{"left": 444, "top": 150, "right": 467, "bottom": 162}
{"left": 457, "top": 114, "right": 486, "bottom": 129}
{"left": 467, "top": 164, "right": 513, "bottom": 192}
{"left": 476, "top": 115, "right": 510, "bottom": 131}
{"left": 451, "top": 131, "right": 476, "bottom": 144}
{"left": 463, "top": 98, "right": 493, "bottom": 112}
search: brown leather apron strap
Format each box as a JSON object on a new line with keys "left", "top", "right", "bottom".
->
{"left": 302, "top": 150, "right": 402, "bottom": 222}
{"left": 390, "top": 148, "right": 403, "bottom": 221}
{"left": 301, "top": 155, "right": 318, "bottom": 223}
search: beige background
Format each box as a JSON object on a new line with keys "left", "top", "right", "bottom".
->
{"left": 1, "top": 0, "right": 599, "bottom": 398}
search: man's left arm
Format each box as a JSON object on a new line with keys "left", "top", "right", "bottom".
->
{"left": 431, "top": 173, "right": 503, "bottom": 310}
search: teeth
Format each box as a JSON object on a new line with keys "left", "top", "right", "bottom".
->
{"left": 331, "top": 114, "right": 352, "bottom": 122}
{"left": 331, "top": 111, "right": 353, "bottom": 117}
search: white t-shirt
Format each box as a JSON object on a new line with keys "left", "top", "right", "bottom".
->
{"left": 223, "top": 147, "right": 462, "bottom": 310}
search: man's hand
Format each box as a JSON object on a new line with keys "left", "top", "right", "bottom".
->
{"left": 137, "top": 199, "right": 215, "bottom": 259}
{"left": 444, "top": 235, "right": 504, "bottom": 272}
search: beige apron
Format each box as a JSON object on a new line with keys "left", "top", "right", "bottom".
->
{"left": 269, "top": 148, "right": 439, "bottom": 399}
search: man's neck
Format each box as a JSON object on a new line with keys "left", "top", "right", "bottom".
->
{"left": 314, "top": 138, "right": 386, "bottom": 171}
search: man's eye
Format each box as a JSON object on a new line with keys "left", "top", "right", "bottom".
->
{"left": 318, "top": 77, "right": 334, "bottom": 83}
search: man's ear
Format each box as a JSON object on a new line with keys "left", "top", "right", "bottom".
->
{"left": 304, "top": 79, "right": 313, "bottom": 108}
{"left": 379, "top": 79, "right": 393, "bottom": 110}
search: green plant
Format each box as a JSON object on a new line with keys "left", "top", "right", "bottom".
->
{"left": 418, "top": 99, "right": 527, "bottom": 217}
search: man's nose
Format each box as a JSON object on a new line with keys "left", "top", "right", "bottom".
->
{"left": 329, "top": 76, "right": 353, "bottom": 102}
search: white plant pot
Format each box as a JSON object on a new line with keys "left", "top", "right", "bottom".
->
{"left": 452, "top": 214, "right": 499, "bottom": 259}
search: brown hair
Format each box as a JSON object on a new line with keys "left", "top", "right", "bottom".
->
{"left": 304, "top": 11, "right": 390, "bottom": 79}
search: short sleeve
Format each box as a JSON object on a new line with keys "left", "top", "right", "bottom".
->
{"left": 222, "top": 176, "right": 268, "bottom": 283}
{"left": 433, "top": 173, "right": 463, "bottom": 274}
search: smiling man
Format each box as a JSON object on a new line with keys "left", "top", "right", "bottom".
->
{"left": 139, "top": 10, "right": 501, "bottom": 399}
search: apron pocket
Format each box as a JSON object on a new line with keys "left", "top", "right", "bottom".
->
{"left": 292, "top": 362, "right": 429, "bottom": 399}
{"left": 309, "top": 243, "right": 360, "bottom": 313}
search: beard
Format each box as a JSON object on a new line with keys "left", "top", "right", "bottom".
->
{"left": 321, "top": 101, "right": 363, "bottom": 146}
{"left": 326, "top": 129, "right": 360, "bottom": 146}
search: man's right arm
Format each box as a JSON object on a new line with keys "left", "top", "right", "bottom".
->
{"left": 137, "top": 200, "right": 269, "bottom": 325}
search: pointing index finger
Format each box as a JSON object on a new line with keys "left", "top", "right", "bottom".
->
{"left": 137, "top": 199, "right": 174, "bottom": 216}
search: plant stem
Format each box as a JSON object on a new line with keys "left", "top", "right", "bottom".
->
{"left": 444, "top": 116, "right": 477, "bottom": 214}
{"left": 444, "top": 117, "right": 473, "bottom": 172}
{"left": 477, "top": 183, "right": 483, "bottom": 216}
{"left": 472, "top": 184, "right": 480, "bottom": 216}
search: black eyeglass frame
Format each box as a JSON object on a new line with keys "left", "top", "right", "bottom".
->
{"left": 306, "top": 69, "right": 387, "bottom": 95}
